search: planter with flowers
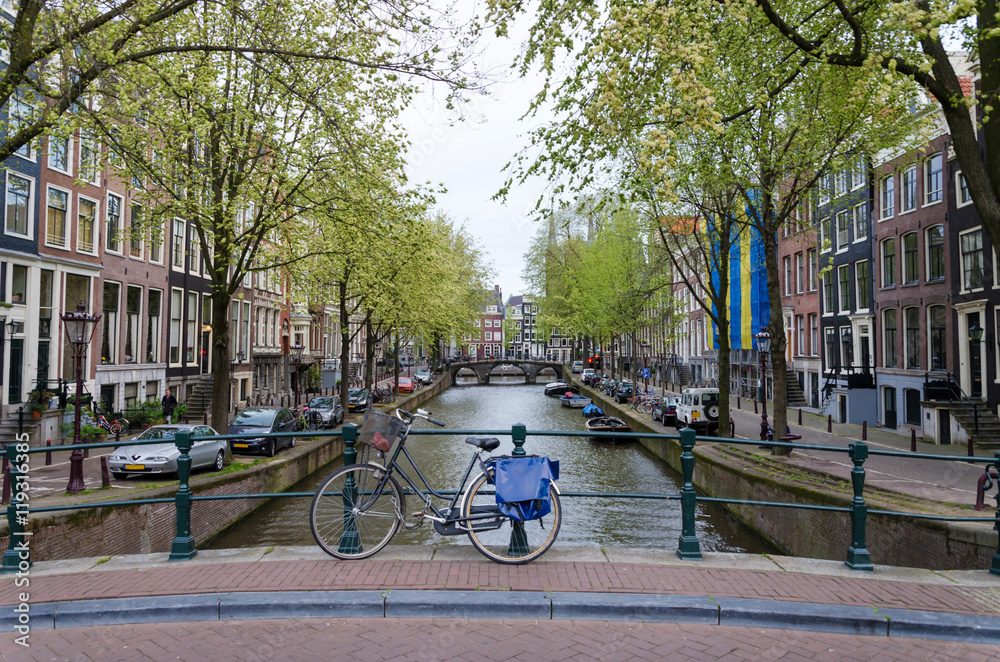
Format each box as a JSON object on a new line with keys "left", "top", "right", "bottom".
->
{"left": 27, "top": 390, "right": 56, "bottom": 419}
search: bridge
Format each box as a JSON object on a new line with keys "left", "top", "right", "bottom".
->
{"left": 447, "top": 359, "right": 564, "bottom": 384}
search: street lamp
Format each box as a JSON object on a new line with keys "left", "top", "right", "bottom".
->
{"left": 754, "top": 329, "right": 772, "bottom": 443}
{"left": 61, "top": 302, "right": 101, "bottom": 494}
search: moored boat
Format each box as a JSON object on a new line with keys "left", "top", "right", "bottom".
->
{"left": 584, "top": 416, "right": 633, "bottom": 443}
{"left": 581, "top": 403, "right": 604, "bottom": 418}
{"left": 560, "top": 394, "right": 592, "bottom": 408}
{"left": 544, "top": 382, "right": 580, "bottom": 397}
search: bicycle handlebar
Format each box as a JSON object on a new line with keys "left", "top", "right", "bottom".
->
{"left": 395, "top": 408, "right": 446, "bottom": 427}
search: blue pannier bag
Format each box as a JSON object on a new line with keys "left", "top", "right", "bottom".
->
{"left": 491, "top": 456, "right": 559, "bottom": 522}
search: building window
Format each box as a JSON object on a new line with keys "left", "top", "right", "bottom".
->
{"left": 958, "top": 172, "right": 972, "bottom": 206}
{"left": 853, "top": 204, "right": 867, "bottom": 240}
{"left": 11, "top": 264, "right": 26, "bottom": 303}
{"left": 856, "top": 260, "right": 870, "bottom": 310}
{"left": 961, "top": 229, "right": 984, "bottom": 290}
{"left": 150, "top": 218, "right": 162, "bottom": 263}
{"left": 850, "top": 156, "right": 865, "bottom": 190}
{"left": 924, "top": 152, "right": 942, "bottom": 204}
{"left": 783, "top": 256, "right": 792, "bottom": 295}
{"left": 45, "top": 187, "right": 68, "bottom": 247}
{"left": 5, "top": 172, "right": 31, "bottom": 236}
{"left": 809, "top": 313, "right": 818, "bottom": 355}
{"left": 823, "top": 272, "right": 835, "bottom": 314}
{"left": 795, "top": 253, "right": 804, "bottom": 293}
{"left": 10, "top": 88, "right": 35, "bottom": 159}
{"left": 186, "top": 292, "right": 198, "bottom": 363}
{"left": 902, "top": 166, "right": 917, "bottom": 211}
{"left": 881, "top": 175, "right": 895, "bottom": 218}
{"left": 48, "top": 135, "right": 70, "bottom": 172}
{"left": 819, "top": 217, "right": 829, "bottom": 251}
{"left": 172, "top": 219, "right": 185, "bottom": 269}
{"left": 102, "top": 282, "right": 120, "bottom": 364}
{"left": 838, "top": 264, "right": 851, "bottom": 312}
{"left": 883, "top": 309, "right": 897, "bottom": 368}
{"left": 881, "top": 238, "right": 896, "bottom": 287}
{"left": 106, "top": 193, "right": 122, "bottom": 253}
{"left": 836, "top": 210, "right": 849, "bottom": 250}
{"left": 928, "top": 305, "right": 946, "bottom": 370}
{"left": 147, "top": 289, "right": 161, "bottom": 363}
{"left": 834, "top": 168, "right": 848, "bottom": 197}
{"left": 169, "top": 289, "right": 182, "bottom": 364}
{"left": 77, "top": 197, "right": 96, "bottom": 253}
{"left": 926, "top": 225, "right": 944, "bottom": 281}
{"left": 825, "top": 327, "right": 838, "bottom": 368}
{"left": 903, "top": 232, "right": 918, "bottom": 284}
{"left": 124, "top": 286, "right": 141, "bottom": 363}
{"left": 79, "top": 135, "right": 99, "bottom": 184}
{"left": 129, "top": 204, "right": 143, "bottom": 259}
{"left": 807, "top": 248, "right": 817, "bottom": 290}
{"left": 796, "top": 315, "right": 805, "bottom": 355}
{"left": 904, "top": 306, "right": 920, "bottom": 369}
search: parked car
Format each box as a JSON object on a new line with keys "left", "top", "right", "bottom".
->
{"left": 675, "top": 388, "right": 720, "bottom": 433}
{"left": 615, "top": 380, "right": 634, "bottom": 404}
{"left": 652, "top": 396, "right": 680, "bottom": 426}
{"left": 397, "top": 377, "right": 416, "bottom": 394}
{"left": 109, "top": 424, "right": 225, "bottom": 479}
{"left": 347, "top": 388, "right": 370, "bottom": 411}
{"left": 414, "top": 368, "right": 434, "bottom": 385}
{"left": 228, "top": 407, "right": 297, "bottom": 456}
{"left": 305, "top": 396, "right": 344, "bottom": 428}
{"left": 571, "top": 361, "right": 584, "bottom": 374}
{"left": 581, "top": 368, "right": 597, "bottom": 385}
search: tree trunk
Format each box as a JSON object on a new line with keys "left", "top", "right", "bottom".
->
{"left": 763, "top": 226, "right": 789, "bottom": 455}
{"left": 210, "top": 287, "right": 233, "bottom": 433}
{"left": 338, "top": 279, "right": 351, "bottom": 410}
{"left": 364, "top": 319, "right": 376, "bottom": 389}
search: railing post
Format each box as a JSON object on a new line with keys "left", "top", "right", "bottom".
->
{"left": 1, "top": 441, "right": 30, "bottom": 573}
{"left": 337, "top": 423, "right": 361, "bottom": 554}
{"left": 845, "top": 441, "right": 873, "bottom": 572}
{"left": 991, "top": 453, "right": 1000, "bottom": 576}
{"left": 168, "top": 430, "right": 197, "bottom": 561}
{"left": 676, "top": 427, "right": 702, "bottom": 561}
{"left": 511, "top": 423, "right": 527, "bottom": 456}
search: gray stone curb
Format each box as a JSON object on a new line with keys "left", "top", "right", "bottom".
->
{"left": 5, "top": 590, "right": 1000, "bottom": 645}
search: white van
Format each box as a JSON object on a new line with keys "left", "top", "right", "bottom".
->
{"left": 675, "top": 388, "right": 720, "bottom": 432}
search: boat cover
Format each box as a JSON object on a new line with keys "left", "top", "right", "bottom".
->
{"left": 582, "top": 404, "right": 604, "bottom": 417}
{"left": 491, "top": 456, "right": 560, "bottom": 522}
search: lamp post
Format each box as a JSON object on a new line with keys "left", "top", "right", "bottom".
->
{"left": 754, "top": 329, "right": 772, "bottom": 442}
{"left": 61, "top": 302, "right": 101, "bottom": 494}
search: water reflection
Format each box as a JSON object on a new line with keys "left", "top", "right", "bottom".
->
{"left": 207, "top": 384, "right": 773, "bottom": 553}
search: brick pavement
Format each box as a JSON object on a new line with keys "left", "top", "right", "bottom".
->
{"left": 7, "top": 618, "right": 999, "bottom": 662}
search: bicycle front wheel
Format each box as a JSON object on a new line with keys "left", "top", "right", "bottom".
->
{"left": 461, "top": 471, "right": 561, "bottom": 564}
{"left": 310, "top": 464, "right": 405, "bottom": 560}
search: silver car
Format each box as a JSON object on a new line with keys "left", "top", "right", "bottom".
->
{"left": 414, "top": 368, "right": 433, "bottom": 385}
{"left": 108, "top": 424, "right": 226, "bottom": 479}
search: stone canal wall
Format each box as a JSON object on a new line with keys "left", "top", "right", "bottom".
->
{"left": 3, "top": 376, "right": 453, "bottom": 561}
{"left": 566, "top": 375, "right": 996, "bottom": 570}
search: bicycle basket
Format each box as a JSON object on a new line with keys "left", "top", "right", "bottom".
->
{"left": 357, "top": 409, "right": 405, "bottom": 453}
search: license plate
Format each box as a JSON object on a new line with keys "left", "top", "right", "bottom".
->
{"left": 124, "top": 464, "right": 145, "bottom": 471}
{"left": 233, "top": 443, "right": 249, "bottom": 448}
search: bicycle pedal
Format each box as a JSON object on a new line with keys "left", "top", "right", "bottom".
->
{"left": 402, "top": 517, "right": 424, "bottom": 530}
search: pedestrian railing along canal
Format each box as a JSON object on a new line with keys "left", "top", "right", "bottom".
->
{"left": 5, "top": 426, "right": 1000, "bottom": 574}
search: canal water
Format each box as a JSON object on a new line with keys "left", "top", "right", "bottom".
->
{"left": 207, "top": 381, "right": 773, "bottom": 553}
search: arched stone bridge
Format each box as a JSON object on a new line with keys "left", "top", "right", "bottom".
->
{"left": 448, "top": 360, "right": 564, "bottom": 384}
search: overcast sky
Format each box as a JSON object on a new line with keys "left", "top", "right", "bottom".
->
{"left": 400, "top": 19, "right": 551, "bottom": 299}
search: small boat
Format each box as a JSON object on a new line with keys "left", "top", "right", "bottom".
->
{"left": 584, "top": 416, "right": 633, "bottom": 443}
{"left": 544, "top": 382, "right": 580, "bottom": 397}
{"left": 560, "top": 394, "right": 592, "bottom": 408}
{"left": 581, "top": 403, "right": 604, "bottom": 418}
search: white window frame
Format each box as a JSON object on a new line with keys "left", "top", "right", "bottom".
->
{"left": 924, "top": 152, "right": 943, "bottom": 206}
{"left": 4, "top": 170, "right": 33, "bottom": 239}
{"left": 44, "top": 184, "right": 71, "bottom": 250}
{"left": 959, "top": 226, "right": 985, "bottom": 293}
{"left": 795, "top": 252, "right": 804, "bottom": 294}
{"left": 852, "top": 203, "right": 867, "bottom": 242}
{"left": 128, "top": 203, "right": 144, "bottom": 262}
{"left": 902, "top": 166, "right": 917, "bottom": 212}
{"left": 881, "top": 237, "right": 896, "bottom": 288}
{"left": 169, "top": 288, "right": 183, "bottom": 366}
{"left": 172, "top": 218, "right": 186, "bottom": 272}
{"left": 106, "top": 192, "right": 123, "bottom": 254}
{"left": 850, "top": 156, "right": 865, "bottom": 191}
{"left": 854, "top": 259, "right": 870, "bottom": 313}
{"left": 78, "top": 133, "right": 100, "bottom": 186}
{"left": 835, "top": 210, "right": 850, "bottom": 253}
{"left": 76, "top": 194, "right": 99, "bottom": 255}
{"left": 838, "top": 264, "right": 852, "bottom": 313}
{"left": 47, "top": 134, "right": 73, "bottom": 175}
{"left": 149, "top": 216, "right": 164, "bottom": 265}
{"left": 956, "top": 171, "right": 973, "bottom": 208}
{"left": 880, "top": 174, "right": 895, "bottom": 220}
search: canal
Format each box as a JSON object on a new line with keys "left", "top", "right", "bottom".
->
{"left": 207, "top": 381, "right": 774, "bottom": 553}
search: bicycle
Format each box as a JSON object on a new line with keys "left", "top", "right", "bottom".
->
{"left": 371, "top": 384, "right": 395, "bottom": 404}
{"left": 94, "top": 410, "right": 129, "bottom": 435}
{"left": 309, "top": 408, "right": 562, "bottom": 565}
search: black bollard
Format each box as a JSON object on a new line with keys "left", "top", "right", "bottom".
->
{"left": 862, "top": 421, "right": 867, "bottom": 441}
{"left": 911, "top": 428, "right": 917, "bottom": 453}
{"left": 754, "top": 399, "right": 758, "bottom": 415}
{"left": 100, "top": 457, "right": 112, "bottom": 488}
{"left": 737, "top": 396, "right": 741, "bottom": 410}
{"left": 798, "top": 408, "right": 802, "bottom": 426}
{"left": 45, "top": 439, "right": 52, "bottom": 466}
{"left": 827, "top": 414, "right": 832, "bottom": 433}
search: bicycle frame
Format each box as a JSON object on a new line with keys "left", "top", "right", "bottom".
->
{"left": 360, "top": 437, "right": 499, "bottom": 534}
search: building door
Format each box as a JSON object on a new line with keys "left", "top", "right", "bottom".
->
{"left": 810, "top": 373, "right": 819, "bottom": 407}
{"left": 100, "top": 384, "right": 116, "bottom": 415}
{"left": 883, "top": 387, "right": 897, "bottom": 429}
{"left": 939, "top": 409, "right": 951, "bottom": 445}
{"left": 904, "top": 389, "right": 921, "bottom": 426}
{"left": 7, "top": 339, "right": 22, "bottom": 403}
{"left": 838, "top": 394, "right": 847, "bottom": 423}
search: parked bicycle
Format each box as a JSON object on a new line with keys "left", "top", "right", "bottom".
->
{"left": 309, "top": 408, "right": 562, "bottom": 564}
{"left": 94, "top": 410, "right": 130, "bottom": 435}
{"left": 370, "top": 384, "right": 396, "bottom": 404}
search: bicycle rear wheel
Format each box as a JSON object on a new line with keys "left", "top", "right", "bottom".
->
{"left": 310, "top": 464, "right": 405, "bottom": 560}
{"left": 461, "top": 471, "right": 561, "bottom": 564}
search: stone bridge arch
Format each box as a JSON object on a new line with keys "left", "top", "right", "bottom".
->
{"left": 448, "top": 360, "right": 563, "bottom": 385}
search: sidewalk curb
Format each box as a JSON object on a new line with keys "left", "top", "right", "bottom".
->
{"left": 7, "top": 590, "right": 1000, "bottom": 643}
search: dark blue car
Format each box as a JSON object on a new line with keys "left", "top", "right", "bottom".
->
{"left": 228, "top": 407, "right": 296, "bottom": 457}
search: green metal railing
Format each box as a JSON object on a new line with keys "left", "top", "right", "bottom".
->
{"left": 4, "top": 426, "right": 1000, "bottom": 574}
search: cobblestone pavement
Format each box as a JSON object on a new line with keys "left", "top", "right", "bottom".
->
{"left": 6, "top": 618, "right": 999, "bottom": 662}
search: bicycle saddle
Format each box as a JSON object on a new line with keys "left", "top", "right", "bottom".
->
{"left": 465, "top": 437, "right": 501, "bottom": 451}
